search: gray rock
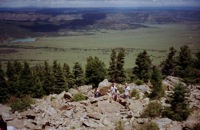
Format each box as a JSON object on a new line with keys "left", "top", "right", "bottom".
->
{"left": 78, "top": 85, "right": 93, "bottom": 94}
{"left": 87, "top": 112, "right": 101, "bottom": 120}
{"left": 128, "top": 100, "right": 143, "bottom": 114}
{"left": 98, "top": 79, "right": 111, "bottom": 88}
{"left": 154, "top": 118, "right": 172, "bottom": 130}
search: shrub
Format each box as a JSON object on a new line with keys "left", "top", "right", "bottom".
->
{"left": 8, "top": 95, "right": 35, "bottom": 112}
{"left": 141, "top": 101, "right": 162, "bottom": 118}
{"left": 115, "top": 120, "right": 125, "bottom": 130}
{"left": 130, "top": 89, "right": 140, "bottom": 99}
{"left": 72, "top": 93, "right": 87, "bottom": 102}
{"left": 135, "top": 79, "right": 144, "bottom": 85}
{"left": 136, "top": 121, "right": 159, "bottom": 130}
{"left": 117, "top": 86, "right": 124, "bottom": 94}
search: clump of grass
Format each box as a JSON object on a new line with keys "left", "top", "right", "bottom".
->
{"left": 134, "top": 79, "right": 144, "bottom": 85}
{"left": 72, "top": 93, "right": 87, "bottom": 102}
{"left": 136, "top": 121, "right": 159, "bottom": 130}
{"left": 8, "top": 95, "right": 35, "bottom": 112}
{"left": 117, "top": 86, "right": 124, "bottom": 94}
{"left": 130, "top": 89, "right": 140, "bottom": 99}
{"left": 115, "top": 120, "right": 125, "bottom": 130}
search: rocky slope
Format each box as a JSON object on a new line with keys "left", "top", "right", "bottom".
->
{"left": 0, "top": 76, "right": 200, "bottom": 130}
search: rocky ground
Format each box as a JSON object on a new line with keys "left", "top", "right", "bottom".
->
{"left": 0, "top": 76, "right": 200, "bottom": 130}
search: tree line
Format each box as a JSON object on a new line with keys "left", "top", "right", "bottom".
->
{"left": 0, "top": 46, "right": 200, "bottom": 103}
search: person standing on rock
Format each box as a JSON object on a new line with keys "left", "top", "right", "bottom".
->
{"left": 109, "top": 83, "right": 118, "bottom": 102}
{"left": 123, "top": 83, "right": 131, "bottom": 98}
{"left": 113, "top": 88, "right": 120, "bottom": 101}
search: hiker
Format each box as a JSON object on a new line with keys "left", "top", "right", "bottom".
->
{"left": 110, "top": 83, "right": 117, "bottom": 96}
{"left": 123, "top": 83, "right": 131, "bottom": 98}
{"left": 94, "top": 88, "right": 100, "bottom": 98}
{"left": 0, "top": 115, "right": 7, "bottom": 130}
{"left": 113, "top": 88, "right": 120, "bottom": 101}
{"left": 109, "top": 83, "right": 118, "bottom": 102}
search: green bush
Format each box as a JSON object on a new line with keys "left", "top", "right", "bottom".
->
{"left": 117, "top": 86, "right": 124, "bottom": 94}
{"left": 130, "top": 89, "right": 140, "bottom": 99}
{"left": 115, "top": 120, "right": 125, "bottom": 130}
{"left": 136, "top": 121, "right": 159, "bottom": 130}
{"left": 8, "top": 96, "right": 35, "bottom": 112}
{"left": 141, "top": 101, "right": 162, "bottom": 118}
{"left": 72, "top": 93, "right": 87, "bottom": 102}
{"left": 135, "top": 79, "right": 144, "bottom": 85}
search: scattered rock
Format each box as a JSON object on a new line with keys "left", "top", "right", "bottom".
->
{"left": 153, "top": 118, "right": 172, "bottom": 130}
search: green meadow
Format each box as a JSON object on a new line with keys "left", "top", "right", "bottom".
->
{"left": 0, "top": 23, "right": 200, "bottom": 69}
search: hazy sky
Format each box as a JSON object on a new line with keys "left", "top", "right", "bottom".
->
{"left": 0, "top": 0, "right": 200, "bottom": 8}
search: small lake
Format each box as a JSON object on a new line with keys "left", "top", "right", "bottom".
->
{"left": 10, "top": 38, "right": 37, "bottom": 43}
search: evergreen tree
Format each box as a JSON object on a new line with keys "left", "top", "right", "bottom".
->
{"left": 34, "top": 64, "right": 44, "bottom": 79}
{"left": 42, "top": 61, "right": 55, "bottom": 95}
{"left": 133, "top": 50, "right": 152, "bottom": 82}
{"left": 115, "top": 48, "right": 126, "bottom": 83}
{"left": 32, "top": 77, "right": 45, "bottom": 98}
{"left": 0, "top": 62, "right": 9, "bottom": 103}
{"left": 6, "top": 61, "right": 20, "bottom": 96}
{"left": 63, "top": 63, "right": 74, "bottom": 88}
{"left": 161, "top": 47, "right": 177, "bottom": 76}
{"left": 194, "top": 51, "right": 200, "bottom": 69}
{"left": 19, "top": 61, "right": 35, "bottom": 97}
{"left": 149, "top": 66, "right": 164, "bottom": 99}
{"left": 13, "top": 60, "right": 23, "bottom": 75}
{"left": 108, "top": 49, "right": 117, "bottom": 82}
{"left": 73, "top": 62, "right": 85, "bottom": 87}
{"left": 163, "top": 83, "right": 191, "bottom": 121}
{"left": 54, "top": 63, "right": 67, "bottom": 94}
{"left": 176, "top": 45, "right": 193, "bottom": 77}
{"left": 85, "top": 56, "right": 106, "bottom": 88}
{"left": 6, "top": 61, "right": 15, "bottom": 81}
{"left": 53, "top": 60, "right": 58, "bottom": 74}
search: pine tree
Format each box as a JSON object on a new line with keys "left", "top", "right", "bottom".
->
{"left": 6, "top": 61, "right": 20, "bottom": 96}
{"left": 161, "top": 47, "right": 177, "bottom": 76}
{"left": 149, "top": 66, "right": 164, "bottom": 99}
{"left": 63, "top": 63, "right": 74, "bottom": 88}
{"left": 32, "top": 77, "right": 45, "bottom": 98}
{"left": 0, "top": 62, "right": 9, "bottom": 103}
{"left": 133, "top": 50, "right": 152, "bottom": 82}
{"left": 42, "top": 61, "right": 55, "bottom": 95}
{"left": 115, "top": 48, "right": 126, "bottom": 84}
{"left": 176, "top": 45, "right": 193, "bottom": 77}
{"left": 163, "top": 83, "right": 191, "bottom": 121}
{"left": 108, "top": 49, "right": 117, "bottom": 82}
{"left": 73, "top": 62, "right": 85, "bottom": 87}
{"left": 54, "top": 63, "right": 67, "bottom": 94}
{"left": 13, "top": 60, "right": 23, "bottom": 75}
{"left": 19, "top": 61, "right": 35, "bottom": 97}
{"left": 194, "top": 51, "right": 200, "bottom": 69}
{"left": 85, "top": 56, "right": 106, "bottom": 88}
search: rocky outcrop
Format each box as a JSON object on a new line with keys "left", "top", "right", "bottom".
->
{"left": 1, "top": 77, "right": 200, "bottom": 130}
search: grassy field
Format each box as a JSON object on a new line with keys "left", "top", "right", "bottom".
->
{"left": 0, "top": 23, "right": 200, "bottom": 69}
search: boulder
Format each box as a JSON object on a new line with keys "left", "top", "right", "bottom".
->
{"left": 82, "top": 119, "right": 98, "bottom": 128}
{"left": 78, "top": 85, "right": 93, "bottom": 94}
{"left": 98, "top": 79, "right": 111, "bottom": 88}
{"left": 130, "top": 84, "right": 151, "bottom": 94}
{"left": 128, "top": 100, "right": 144, "bottom": 115}
{"left": 87, "top": 112, "right": 102, "bottom": 120}
{"left": 68, "top": 88, "right": 79, "bottom": 96}
{"left": 153, "top": 118, "right": 172, "bottom": 130}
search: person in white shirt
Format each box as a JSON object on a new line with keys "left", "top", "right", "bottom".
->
{"left": 123, "top": 83, "right": 131, "bottom": 98}
{"left": 110, "top": 83, "right": 117, "bottom": 95}
{"left": 109, "top": 83, "right": 118, "bottom": 102}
